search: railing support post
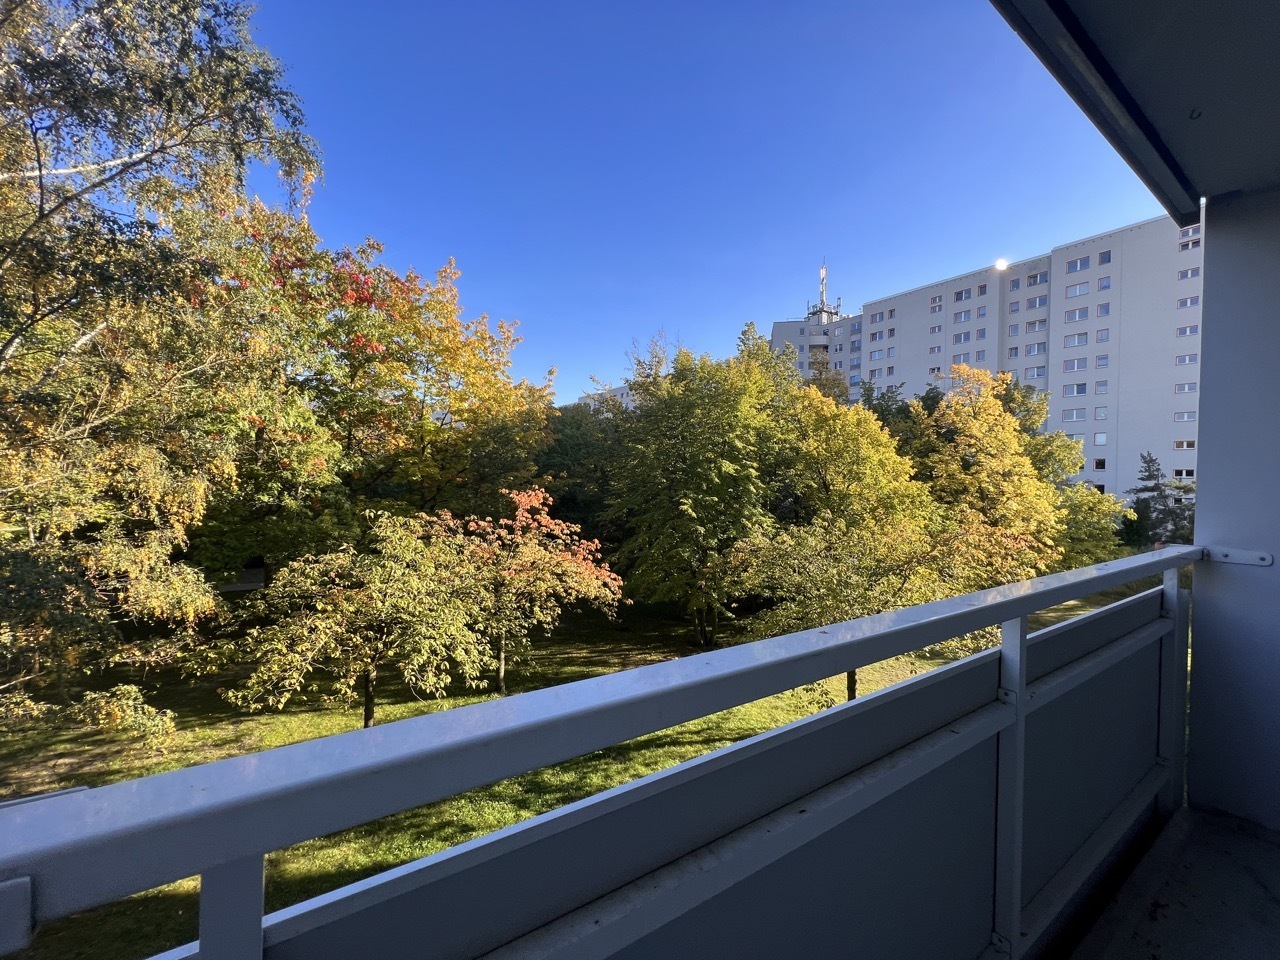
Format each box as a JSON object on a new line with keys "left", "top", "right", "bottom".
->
{"left": 993, "top": 616, "right": 1028, "bottom": 958}
{"left": 1157, "top": 566, "right": 1191, "bottom": 817}
{"left": 199, "top": 856, "right": 264, "bottom": 960}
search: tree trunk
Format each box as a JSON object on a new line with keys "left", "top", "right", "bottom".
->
{"left": 497, "top": 640, "right": 507, "bottom": 696}
{"left": 363, "top": 667, "right": 376, "bottom": 728}
{"left": 846, "top": 668, "right": 858, "bottom": 701}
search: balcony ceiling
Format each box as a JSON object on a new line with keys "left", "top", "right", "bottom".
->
{"left": 990, "top": 0, "right": 1280, "bottom": 227}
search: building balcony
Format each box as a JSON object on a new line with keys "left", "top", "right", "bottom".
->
{"left": 6, "top": 545, "right": 1273, "bottom": 960}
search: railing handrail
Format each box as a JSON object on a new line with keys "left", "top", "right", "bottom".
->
{"left": 0, "top": 545, "right": 1202, "bottom": 925}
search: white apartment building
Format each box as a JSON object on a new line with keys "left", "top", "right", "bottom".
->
{"left": 771, "top": 215, "right": 1204, "bottom": 497}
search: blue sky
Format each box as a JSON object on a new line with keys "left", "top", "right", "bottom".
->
{"left": 249, "top": 1, "right": 1163, "bottom": 401}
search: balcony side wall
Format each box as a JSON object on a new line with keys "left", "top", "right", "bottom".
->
{"left": 1189, "top": 187, "right": 1280, "bottom": 829}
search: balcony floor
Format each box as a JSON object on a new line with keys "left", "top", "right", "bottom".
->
{"left": 1075, "top": 808, "right": 1280, "bottom": 960}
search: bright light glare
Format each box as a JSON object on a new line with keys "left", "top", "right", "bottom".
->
{"left": 995, "top": 258, "right": 1009, "bottom": 271}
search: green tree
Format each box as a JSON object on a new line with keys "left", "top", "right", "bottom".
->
{"left": 227, "top": 511, "right": 486, "bottom": 728}
{"left": 464, "top": 488, "right": 623, "bottom": 695}
{"left": 805, "top": 351, "right": 850, "bottom": 404}
{"left": 1122, "top": 451, "right": 1195, "bottom": 547}
{"left": 732, "top": 388, "right": 947, "bottom": 698}
{"left": 609, "top": 328, "right": 796, "bottom": 644}
{"left": 536, "top": 401, "right": 623, "bottom": 546}
{"left": 0, "top": 0, "right": 314, "bottom": 703}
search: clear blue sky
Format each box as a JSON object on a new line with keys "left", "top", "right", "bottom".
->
{"left": 248, "top": 0, "right": 1163, "bottom": 402}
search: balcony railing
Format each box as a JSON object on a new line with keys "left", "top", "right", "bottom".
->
{"left": 0, "top": 546, "right": 1201, "bottom": 960}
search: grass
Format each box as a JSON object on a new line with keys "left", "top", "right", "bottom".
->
{"left": 6, "top": 605, "right": 944, "bottom": 960}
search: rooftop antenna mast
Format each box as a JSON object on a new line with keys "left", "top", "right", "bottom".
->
{"left": 819, "top": 260, "right": 828, "bottom": 308}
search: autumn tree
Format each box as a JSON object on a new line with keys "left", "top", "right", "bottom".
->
{"left": 0, "top": 0, "right": 314, "bottom": 702}
{"left": 463, "top": 488, "right": 623, "bottom": 694}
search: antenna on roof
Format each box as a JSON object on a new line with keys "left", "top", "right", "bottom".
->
{"left": 819, "top": 260, "right": 828, "bottom": 307}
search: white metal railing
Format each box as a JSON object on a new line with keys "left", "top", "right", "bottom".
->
{"left": 0, "top": 546, "right": 1204, "bottom": 959}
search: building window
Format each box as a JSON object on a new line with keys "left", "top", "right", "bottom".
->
{"left": 1096, "top": 484, "right": 1106, "bottom": 494}
{"left": 870, "top": 368, "right": 882, "bottom": 380}
{"left": 929, "top": 345, "right": 942, "bottom": 355}
{"left": 1180, "top": 238, "right": 1201, "bottom": 251}
{"left": 1009, "top": 324, "right": 1020, "bottom": 337}
{"left": 930, "top": 295, "right": 942, "bottom": 314}
{"left": 1064, "top": 358, "right": 1087, "bottom": 372}
{"left": 886, "top": 365, "right": 895, "bottom": 376}
{"left": 1099, "top": 250, "right": 1112, "bottom": 265}
{"left": 1066, "top": 433, "right": 1085, "bottom": 443}
{"left": 953, "top": 353, "right": 970, "bottom": 364}
{"left": 1024, "top": 319, "right": 1047, "bottom": 333}
{"left": 887, "top": 327, "right": 896, "bottom": 338}
{"left": 1025, "top": 365, "right": 1046, "bottom": 378}
{"left": 1180, "top": 225, "right": 1201, "bottom": 239}
{"left": 870, "top": 311, "right": 884, "bottom": 323}
{"left": 1174, "top": 439, "right": 1196, "bottom": 450}
{"left": 1009, "top": 301, "right": 1020, "bottom": 314}
{"left": 1065, "top": 333, "right": 1088, "bottom": 347}
{"left": 977, "top": 327, "right": 987, "bottom": 340}
{"left": 1064, "top": 383, "right": 1087, "bottom": 397}
{"left": 1174, "top": 468, "right": 1195, "bottom": 479}
{"left": 888, "top": 308, "right": 896, "bottom": 319}
{"left": 1174, "top": 381, "right": 1198, "bottom": 393}
{"left": 1025, "top": 341, "right": 1047, "bottom": 356}
{"left": 886, "top": 347, "right": 895, "bottom": 358}
{"left": 975, "top": 350, "right": 986, "bottom": 361}
{"left": 977, "top": 283, "right": 988, "bottom": 297}
{"left": 1065, "top": 307, "right": 1089, "bottom": 323}
{"left": 1062, "top": 408, "right": 1086, "bottom": 421}
{"left": 1178, "top": 296, "right": 1200, "bottom": 309}
{"left": 1175, "top": 353, "right": 1199, "bottom": 365}
{"left": 834, "top": 360, "right": 843, "bottom": 370}
{"left": 1094, "top": 458, "right": 1107, "bottom": 470}
{"left": 796, "top": 361, "right": 805, "bottom": 370}
{"left": 852, "top": 339, "right": 862, "bottom": 350}
{"left": 953, "top": 332, "right": 970, "bottom": 345}
{"left": 870, "top": 330, "right": 884, "bottom": 342}
{"left": 1096, "top": 354, "right": 1109, "bottom": 368}
{"left": 1098, "top": 275, "right": 1111, "bottom": 291}
{"left": 1095, "top": 380, "right": 1108, "bottom": 394}
{"left": 849, "top": 375, "right": 861, "bottom": 385}
{"left": 1028, "top": 271, "right": 1048, "bottom": 286}
{"left": 1027, "top": 295, "right": 1048, "bottom": 309}
{"left": 929, "top": 324, "right": 942, "bottom": 334}
{"left": 955, "top": 289, "right": 972, "bottom": 302}
{"left": 1008, "top": 347, "right": 1020, "bottom": 359}
{"left": 852, "top": 321, "right": 862, "bottom": 332}
{"left": 929, "top": 366, "right": 942, "bottom": 375}
{"left": 1066, "top": 281, "right": 1089, "bottom": 298}
{"left": 1010, "top": 278, "right": 1021, "bottom": 292}
{"left": 1177, "top": 324, "right": 1200, "bottom": 337}
{"left": 954, "top": 309, "right": 972, "bottom": 323}
{"left": 1094, "top": 432, "right": 1108, "bottom": 445}
{"left": 870, "top": 349, "right": 884, "bottom": 360}
{"left": 1178, "top": 267, "right": 1200, "bottom": 280}
{"left": 977, "top": 305, "right": 987, "bottom": 319}
{"left": 1095, "top": 406, "right": 1108, "bottom": 420}
{"left": 1174, "top": 411, "right": 1197, "bottom": 422}
{"left": 1096, "top": 302, "right": 1111, "bottom": 317}
{"left": 1096, "top": 328, "right": 1110, "bottom": 342}
{"left": 1066, "top": 256, "right": 1090, "bottom": 273}
{"left": 798, "top": 328, "right": 806, "bottom": 337}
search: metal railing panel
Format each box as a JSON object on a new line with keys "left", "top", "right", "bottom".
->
{"left": 262, "top": 653, "right": 1002, "bottom": 960}
{"left": 1024, "top": 588, "right": 1163, "bottom": 683}
{"left": 482, "top": 708, "right": 1006, "bottom": 960}
{"left": 1022, "top": 635, "right": 1163, "bottom": 905}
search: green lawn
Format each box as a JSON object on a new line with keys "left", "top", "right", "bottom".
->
{"left": 6, "top": 605, "right": 946, "bottom": 960}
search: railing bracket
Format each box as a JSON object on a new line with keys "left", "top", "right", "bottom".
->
{"left": 997, "top": 688, "right": 1018, "bottom": 705}
{"left": 1201, "top": 547, "right": 1273, "bottom": 566}
{"left": 991, "top": 931, "right": 1013, "bottom": 953}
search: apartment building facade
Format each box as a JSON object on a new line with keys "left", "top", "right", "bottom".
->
{"left": 771, "top": 215, "right": 1204, "bottom": 497}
